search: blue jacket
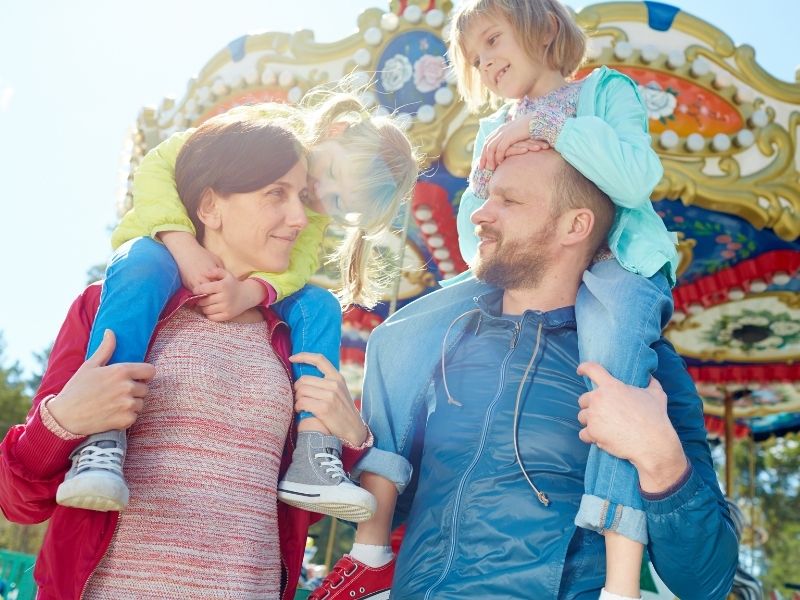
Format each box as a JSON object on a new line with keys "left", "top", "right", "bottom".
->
{"left": 457, "top": 66, "right": 679, "bottom": 285}
{"left": 355, "top": 277, "right": 737, "bottom": 599}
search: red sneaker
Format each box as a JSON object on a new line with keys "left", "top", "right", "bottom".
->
{"left": 308, "top": 554, "right": 394, "bottom": 599}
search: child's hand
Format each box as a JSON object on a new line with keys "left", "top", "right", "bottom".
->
{"left": 159, "top": 231, "right": 224, "bottom": 292}
{"left": 504, "top": 139, "right": 551, "bottom": 158}
{"left": 194, "top": 269, "right": 267, "bottom": 322}
{"left": 479, "top": 117, "right": 549, "bottom": 170}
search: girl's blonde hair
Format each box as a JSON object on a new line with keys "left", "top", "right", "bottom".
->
{"left": 448, "top": 0, "right": 586, "bottom": 112}
{"left": 301, "top": 88, "right": 420, "bottom": 308}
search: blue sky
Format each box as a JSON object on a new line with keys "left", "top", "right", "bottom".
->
{"left": 1, "top": 0, "right": 798, "bottom": 376}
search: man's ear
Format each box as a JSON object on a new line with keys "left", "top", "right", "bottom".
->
{"left": 560, "top": 207, "right": 595, "bottom": 247}
{"left": 196, "top": 188, "right": 222, "bottom": 232}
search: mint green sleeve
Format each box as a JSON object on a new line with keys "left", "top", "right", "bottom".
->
{"left": 111, "top": 129, "right": 195, "bottom": 249}
{"left": 250, "top": 209, "right": 329, "bottom": 302}
{"left": 554, "top": 74, "right": 663, "bottom": 209}
{"left": 457, "top": 116, "right": 500, "bottom": 266}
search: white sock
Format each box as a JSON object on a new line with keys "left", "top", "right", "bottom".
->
{"left": 599, "top": 589, "right": 642, "bottom": 600}
{"left": 350, "top": 543, "right": 393, "bottom": 568}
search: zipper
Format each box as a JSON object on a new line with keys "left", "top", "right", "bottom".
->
{"left": 80, "top": 513, "right": 120, "bottom": 599}
{"left": 423, "top": 327, "right": 520, "bottom": 600}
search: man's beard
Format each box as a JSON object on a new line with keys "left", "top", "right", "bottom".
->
{"left": 473, "top": 224, "right": 555, "bottom": 290}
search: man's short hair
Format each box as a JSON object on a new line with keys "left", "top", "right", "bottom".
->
{"left": 552, "top": 162, "right": 615, "bottom": 256}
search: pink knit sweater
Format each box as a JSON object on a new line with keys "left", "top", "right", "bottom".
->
{"left": 84, "top": 308, "right": 294, "bottom": 599}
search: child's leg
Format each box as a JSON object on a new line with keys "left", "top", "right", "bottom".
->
{"left": 574, "top": 258, "right": 673, "bottom": 597}
{"left": 273, "top": 284, "right": 343, "bottom": 434}
{"left": 56, "top": 237, "right": 181, "bottom": 512}
{"left": 275, "top": 285, "right": 377, "bottom": 522}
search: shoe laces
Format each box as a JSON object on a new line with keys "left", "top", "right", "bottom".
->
{"left": 314, "top": 451, "right": 347, "bottom": 482}
{"left": 309, "top": 557, "right": 358, "bottom": 599}
{"left": 74, "top": 444, "right": 125, "bottom": 476}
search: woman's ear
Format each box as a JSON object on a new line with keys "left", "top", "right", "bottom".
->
{"left": 196, "top": 188, "right": 222, "bottom": 232}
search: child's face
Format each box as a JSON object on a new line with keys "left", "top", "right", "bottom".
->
{"left": 307, "top": 139, "right": 364, "bottom": 225}
{"left": 463, "top": 14, "right": 545, "bottom": 100}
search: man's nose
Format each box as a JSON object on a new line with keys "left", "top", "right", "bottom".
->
{"left": 470, "top": 199, "right": 493, "bottom": 225}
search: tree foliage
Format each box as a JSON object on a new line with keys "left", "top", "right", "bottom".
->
{"left": 730, "top": 433, "right": 800, "bottom": 596}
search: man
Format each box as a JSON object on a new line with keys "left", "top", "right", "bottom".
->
{"left": 314, "top": 150, "right": 737, "bottom": 599}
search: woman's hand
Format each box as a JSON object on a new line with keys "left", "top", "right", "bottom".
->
{"left": 194, "top": 268, "right": 267, "bottom": 322}
{"left": 289, "top": 352, "right": 368, "bottom": 447}
{"left": 46, "top": 330, "right": 155, "bottom": 435}
{"left": 159, "top": 231, "right": 224, "bottom": 292}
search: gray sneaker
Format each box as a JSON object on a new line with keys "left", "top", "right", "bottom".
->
{"left": 278, "top": 431, "right": 377, "bottom": 522}
{"left": 56, "top": 429, "right": 129, "bottom": 512}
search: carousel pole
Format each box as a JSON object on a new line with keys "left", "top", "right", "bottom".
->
{"left": 388, "top": 193, "right": 414, "bottom": 316}
{"left": 324, "top": 516, "right": 338, "bottom": 572}
{"left": 723, "top": 387, "right": 735, "bottom": 497}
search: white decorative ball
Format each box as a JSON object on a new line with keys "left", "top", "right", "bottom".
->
{"left": 713, "top": 72, "right": 732, "bottom": 89}
{"left": 380, "top": 12, "right": 400, "bottom": 31}
{"left": 427, "top": 234, "right": 445, "bottom": 248}
{"left": 734, "top": 86, "right": 755, "bottom": 104}
{"left": 772, "top": 271, "right": 791, "bottom": 285}
{"left": 354, "top": 48, "right": 372, "bottom": 67}
{"left": 690, "top": 57, "right": 710, "bottom": 77}
{"left": 414, "top": 205, "right": 433, "bottom": 220}
{"left": 395, "top": 112, "right": 413, "bottom": 130}
{"left": 417, "top": 104, "right": 436, "bottom": 123}
{"left": 211, "top": 79, "right": 229, "bottom": 96}
{"left": 244, "top": 68, "right": 259, "bottom": 86}
{"left": 288, "top": 86, "right": 303, "bottom": 103}
{"left": 686, "top": 133, "right": 705, "bottom": 152}
{"left": 640, "top": 45, "right": 660, "bottom": 63}
{"left": 364, "top": 27, "right": 382, "bottom": 46}
{"left": 360, "top": 91, "right": 377, "bottom": 107}
{"left": 278, "top": 70, "right": 295, "bottom": 87}
{"left": 667, "top": 50, "right": 686, "bottom": 69}
{"left": 433, "top": 248, "right": 450, "bottom": 260}
{"left": 438, "top": 260, "right": 454, "bottom": 273}
{"left": 749, "top": 279, "right": 767, "bottom": 293}
{"left": 403, "top": 5, "right": 422, "bottom": 23}
{"left": 435, "top": 87, "right": 454, "bottom": 105}
{"left": 425, "top": 9, "right": 445, "bottom": 28}
{"left": 735, "top": 129, "right": 755, "bottom": 147}
{"left": 749, "top": 109, "right": 769, "bottom": 128}
{"left": 261, "top": 68, "right": 276, "bottom": 85}
{"left": 727, "top": 288, "right": 745, "bottom": 300}
{"left": 420, "top": 221, "right": 438, "bottom": 234}
{"left": 613, "top": 41, "right": 633, "bottom": 60}
{"left": 711, "top": 133, "right": 731, "bottom": 152}
{"left": 659, "top": 130, "right": 679, "bottom": 149}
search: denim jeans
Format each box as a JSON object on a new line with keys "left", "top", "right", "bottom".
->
{"left": 573, "top": 258, "right": 673, "bottom": 545}
{"left": 87, "top": 236, "right": 342, "bottom": 422}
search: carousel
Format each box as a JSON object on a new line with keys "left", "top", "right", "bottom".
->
{"left": 119, "top": 1, "right": 800, "bottom": 597}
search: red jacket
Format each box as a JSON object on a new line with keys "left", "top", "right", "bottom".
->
{"left": 0, "top": 283, "right": 366, "bottom": 600}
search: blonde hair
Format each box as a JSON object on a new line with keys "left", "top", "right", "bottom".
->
{"left": 301, "top": 88, "right": 420, "bottom": 308}
{"left": 448, "top": 0, "right": 586, "bottom": 112}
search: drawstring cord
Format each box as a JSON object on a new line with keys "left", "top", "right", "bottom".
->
{"left": 441, "top": 308, "right": 550, "bottom": 506}
{"left": 513, "top": 321, "right": 550, "bottom": 507}
{"left": 441, "top": 309, "right": 481, "bottom": 407}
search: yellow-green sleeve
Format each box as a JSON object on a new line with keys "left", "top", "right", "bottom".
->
{"left": 111, "top": 129, "right": 196, "bottom": 250}
{"left": 251, "top": 209, "right": 330, "bottom": 301}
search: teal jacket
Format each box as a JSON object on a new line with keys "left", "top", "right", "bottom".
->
{"left": 457, "top": 66, "right": 679, "bottom": 285}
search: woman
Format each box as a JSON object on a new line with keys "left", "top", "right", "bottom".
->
{"left": 0, "top": 110, "right": 371, "bottom": 599}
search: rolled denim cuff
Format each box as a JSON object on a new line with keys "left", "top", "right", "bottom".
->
{"left": 575, "top": 493, "right": 649, "bottom": 545}
{"left": 350, "top": 446, "right": 413, "bottom": 493}
{"left": 469, "top": 167, "right": 493, "bottom": 200}
{"left": 528, "top": 107, "right": 567, "bottom": 146}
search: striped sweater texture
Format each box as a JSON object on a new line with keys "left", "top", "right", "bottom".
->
{"left": 84, "top": 308, "right": 294, "bottom": 599}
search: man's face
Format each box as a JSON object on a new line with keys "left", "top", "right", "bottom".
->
{"left": 470, "top": 152, "right": 562, "bottom": 290}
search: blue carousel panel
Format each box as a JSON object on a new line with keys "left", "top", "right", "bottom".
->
{"left": 750, "top": 412, "right": 800, "bottom": 441}
{"left": 653, "top": 200, "right": 799, "bottom": 284}
{"left": 420, "top": 159, "right": 469, "bottom": 202}
{"left": 375, "top": 30, "right": 449, "bottom": 114}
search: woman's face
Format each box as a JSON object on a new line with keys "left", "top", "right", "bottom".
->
{"left": 209, "top": 159, "right": 309, "bottom": 277}
{"left": 307, "top": 140, "right": 365, "bottom": 225}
